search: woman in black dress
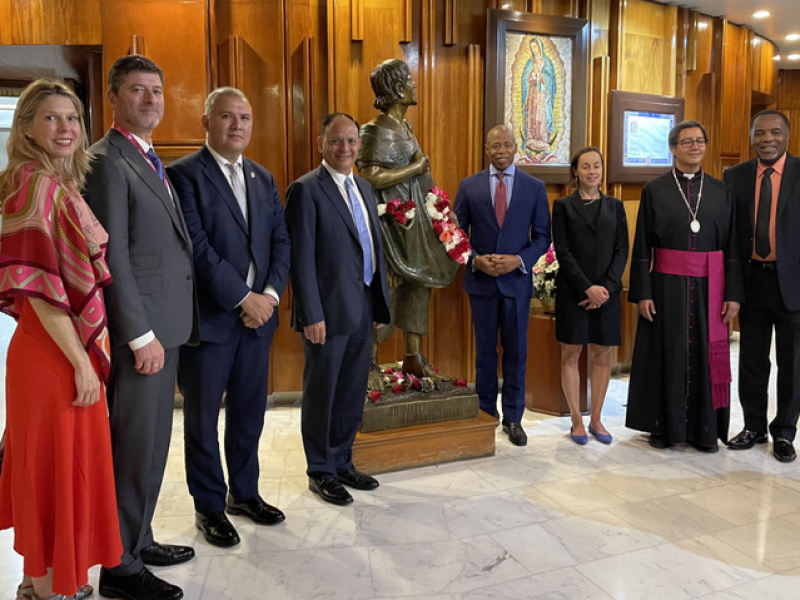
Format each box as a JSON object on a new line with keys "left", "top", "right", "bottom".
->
{"left": 552, "top": 147, "right": 629, "bottom": 444}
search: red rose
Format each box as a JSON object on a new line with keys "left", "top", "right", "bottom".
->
{"left": 396, "top": 213, "right": 408, "bottom": 224}
{"left": 433, "top": 220, "right": 445, "bottom": 235}
{"left": 412, "top": 379, "right": 422, "bottom": 390}
{"left": 455, "top": 378, "right": 467, "bottom": 387}
{"left": 369, "top": 390, "right": 382, "bottom": 402}
{"left": 392, "top": 384, "right": 404, "bottom": 394}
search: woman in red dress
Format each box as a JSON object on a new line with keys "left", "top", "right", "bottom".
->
{"left": 0, "top": 80, "right": 122, "bottom": 599}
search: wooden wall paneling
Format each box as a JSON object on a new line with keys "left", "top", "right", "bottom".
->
{"left": 100, "top": 0, "right": 211, "bottom": 141}
{"left": 129, "top": 34, "right": 146, "bottom": 55}
{"left": 778, "top": 70, "right": 800, "bottom": 155}
{"left": 401, "top": 0, "right": 413, "bottom": 42}
{"left": 590, "top": 56, "right": 608, "bottom": 155}
{"left": 717, "top": 21, "right": 750, "bottom": 170}
{"left": 444, "top": 0, "right": 457, "bottom": 46}
{"left": 290, "top": 36, "right": 316, "bottom": 181}
{"left": 619, "top": 0, "right": 676, "bottom": 96}
{"left": 526, "top": 0, "right": 543, "bottom": 13}
{"left": 0, "top": 0, "right": 102, "bottom": 45}
{"left": 608, "top": 0, "right": 624, "bottom": 91}
{"left": 352, "top": 0, "right": 365, "bottom": 41}
{"left": 217, "top": 35, "right": 242, "bottom": 88}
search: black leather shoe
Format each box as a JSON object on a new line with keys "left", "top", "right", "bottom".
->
{"left": 688, "top": 439, "right": 719, "bottom": 453}
{"left": 502, "top": 421, "right": 528, "bottom": 446}
{"left": 308, "top": 477, "right": 353, "bottom": 505}
{"left": 226, "top": 494, "right": 285, "bottom": 525}
{"left": 774, "top": 438, "right": 797, "bottom": 462}
{"left": 139, "top": 542, "right": 195, "bottom": 567}
{"left": 648, "top": 434, "right": 671, "bottom": 449}
{"left": 195, "top": 511, "right": 240, "bottom": 547}
{"left": 727, "top": 429, "right": 768, "bottom": 450}
{"left": 338, "top": 468, "right": 379, "bottom": 490}
{"left": 99, "top": 567, "right": 183, "bottom": 600}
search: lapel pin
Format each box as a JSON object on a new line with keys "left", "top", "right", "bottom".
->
{"left": 250, "top": 171, "right": 255, "bottom": 178}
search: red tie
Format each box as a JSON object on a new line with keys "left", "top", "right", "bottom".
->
{"left": 495, "top": 173, "right": 507, "bottom": 227}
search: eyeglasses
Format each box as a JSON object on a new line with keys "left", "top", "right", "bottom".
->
{"left": 678, "top": 138, "right": 708, "bottom": 148}
{"left": 325, "top": 137, "right": 359, "bottom": 148}
{"left": 489, "top": 142, "right": 516, "bottom": 151}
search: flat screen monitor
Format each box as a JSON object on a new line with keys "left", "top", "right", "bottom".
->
{"left": 622, "top": 110, "right": 675, "bottom": 167}
{"left": 608, "top": 91, "right": 685, "bottom": 184}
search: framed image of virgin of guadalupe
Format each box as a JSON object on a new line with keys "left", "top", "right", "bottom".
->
{"left": 485, "top": 10, "right": 589, "bottom": 183}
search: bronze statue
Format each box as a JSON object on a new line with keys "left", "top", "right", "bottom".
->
{"left": 357, "top": 59, "right": 459, "bottom": 387}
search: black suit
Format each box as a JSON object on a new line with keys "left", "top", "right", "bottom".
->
{"left": 84, "top": 129, "right": 198, "bottom": 576}
{"left": 285, "top": 165, "right": 390, "bottom": 479}
{"left": 725, "top": 153, "right": 800, "bottom": 440}
{"left": 168, "top": 147, "right": 291, "bottom": 513}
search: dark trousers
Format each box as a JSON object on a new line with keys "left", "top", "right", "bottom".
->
{"left": 739, "top": 265, "right": 800, "bottom": 440}
{"left": 106, "top": 345, "right": 179, "bottom": 576}
{"left": 301, "top": 287, "right": 372, "bottom": 479}
{"left": 179, "top": 328, "right": 273, "bottom": 514}
{"left": 469, "top": 291, "right": 530, "bottom": 423}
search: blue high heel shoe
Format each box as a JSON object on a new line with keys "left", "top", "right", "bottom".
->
{"left": 588, "top": 425, "right": 613, "bottom": 444}
{"left": 570, "top": 426, "right": 588, "bottom": 445}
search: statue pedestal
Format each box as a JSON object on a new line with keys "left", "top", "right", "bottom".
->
{"left": 525, "top": 313, "right": 589, "bottom": 416}
{"left": 352, "top": 412, "right": 497, "bottom": 474}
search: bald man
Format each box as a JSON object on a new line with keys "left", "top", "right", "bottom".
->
{"left": 454, "top": 125, "right": 551, "bottom": 446}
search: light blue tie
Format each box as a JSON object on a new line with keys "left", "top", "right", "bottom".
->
{"left": 344, "top": 178, "right": 374, "bottom": 286}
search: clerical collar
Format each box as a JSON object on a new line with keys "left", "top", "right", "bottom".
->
{"left": 675, "top": 167, "right": 702, "bottom": 180}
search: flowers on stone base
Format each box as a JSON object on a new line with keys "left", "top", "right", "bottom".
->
{"left": 368, "top": 363, "right": 468, "bottom": 402}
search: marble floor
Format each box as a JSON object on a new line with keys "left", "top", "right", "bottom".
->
{"left": 1, "top": 327, "right": 798, "bottom": 599}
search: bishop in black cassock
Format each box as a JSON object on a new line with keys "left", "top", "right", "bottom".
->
{"left": 626, "top": 121, "right": 745, "bottom": 451}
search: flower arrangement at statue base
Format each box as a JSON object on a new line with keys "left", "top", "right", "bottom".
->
{"left": 532, "top": 244, "right": 558, "bottom": 314}
{"left": 368, "top": 362, "right": 468, "bottom": 403}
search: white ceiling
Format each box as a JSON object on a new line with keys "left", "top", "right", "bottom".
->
{"left": 664, "top": 0, "right": 800, "bottom": 70}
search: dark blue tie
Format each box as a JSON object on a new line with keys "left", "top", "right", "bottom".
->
{"left": 146, "top": 148, "right": 165, "bottom": 183}
{"left": 344, "top": 178, "right": 374, "bottom": 286}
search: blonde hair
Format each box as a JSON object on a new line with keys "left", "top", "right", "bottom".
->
{"left": 0, "top": 78, "right": 92, "bottom": 207}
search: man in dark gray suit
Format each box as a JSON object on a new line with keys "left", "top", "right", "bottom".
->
{"left": 84, "top": 55, "right": 197, "bottom": 600}
{"left": 285, "top": 113, "right": 390, "bottom": 506}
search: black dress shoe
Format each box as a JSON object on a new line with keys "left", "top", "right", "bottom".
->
{"left": 727, "top": 429, "right": 768, "bottom": 450}
{"left": 338, "top": 468, "right": 380, "bottom": 490}
{"left": 688, "top": 439, "right": 719, "bottom": 453}
{"left": 99, "top": 567, "right": 183, "bottom": 600}
{"left": 774, "top": 438, "right": 797, "bottom": 462}
{"left": 648, "top": 434, "right": 671, "bottom": 449}
{"left": 139, "top": 542, "right": 195, "bottom": 567}
{"left": 226, "top": 494, "right": 285, "bottom": 525}
{"left": 195, "top": 511, "right": 240, "bottom": 547}
{"left": 502, "top": 421, "right": 528, "bottom": 446}
{"left": 308, "top": 477, "right": 353, "bottom": 505}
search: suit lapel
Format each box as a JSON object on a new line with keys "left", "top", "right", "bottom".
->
{"left": 481, "top": 169, "right": 501, "bottom": 231}
{"left": 243, "top": 158, "right": 261, "bottom": 242}
{"left": 109, "top": 130, "right": 187, "bottom": 243}
{"left": 200, "top": 147, "right": 249, "bottom": 236}
{"left": 317, "top": 166, "right": 359, "bottom": 243}
{"left": 569, "top": 190, "right": 597, "bottom": 230}
{"left": 777, "top": 154, "right": 800, "bottom": 221}
{"left": 741, "top": 159, "right": 758, "bottom": 233}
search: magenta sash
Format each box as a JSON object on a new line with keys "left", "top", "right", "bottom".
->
{"left": 653, "top": 248, "right": 730, "bottom": 410}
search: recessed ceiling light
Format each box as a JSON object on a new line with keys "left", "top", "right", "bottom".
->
{"left": 789, "top": 54, "right": 800, "bottom": 60}
{"left": 786, "top": 33, "right": 800, "bottom": 41}
{"left": 753, "top": 11, "right": 770, "bottom": 19}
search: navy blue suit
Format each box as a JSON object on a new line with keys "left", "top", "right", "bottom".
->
{"left": 285, "top": 165, "right": 390, "bottom": 479}
{"left": 455, "top": 167, "right": 551, "bottom": 421}
{"left": 168, "top": 146, "right": 290, "bottom": 512}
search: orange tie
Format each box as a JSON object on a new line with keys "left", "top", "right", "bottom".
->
{"left": 495, "top": 173, "right": 507, "bottom": 227}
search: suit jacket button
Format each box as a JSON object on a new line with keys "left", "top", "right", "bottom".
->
{"left": 186, "top": 275, "right": 192, "bottom": 281}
